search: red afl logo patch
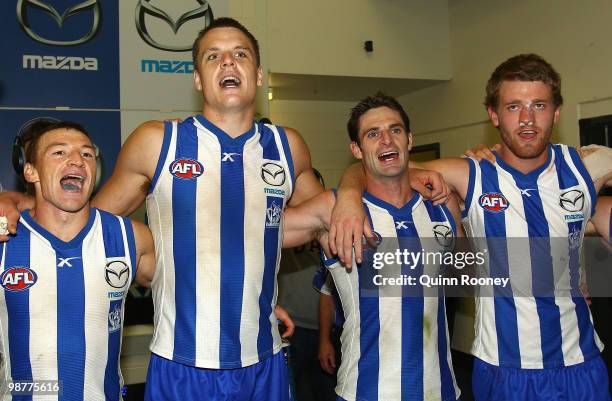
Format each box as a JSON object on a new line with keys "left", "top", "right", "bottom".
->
{"left": 479, "top": 192, "right": 510, "bottom": 212}
{"left": 170, "top": 158, "right": 204, "bottom": 179}
{"left": 1, "top": 267, "right": 38, "bottom": 292}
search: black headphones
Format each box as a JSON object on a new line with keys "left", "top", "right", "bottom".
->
{"left": 12, "top": 117, "right": 103, "bottom": 190}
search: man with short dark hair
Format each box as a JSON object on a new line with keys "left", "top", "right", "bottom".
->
{"left": 0, "top": 120, "right": 155, "bottom": 400}
{"left": 283, "top": 93, "right": 463, "bottom": 401}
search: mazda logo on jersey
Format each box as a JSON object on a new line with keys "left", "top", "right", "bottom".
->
{"left": 105, "top": 260, "right": 130, "bottom": 289}
{"left": 559, "top": 190, "right": 584, "bottom": 212}
{"left": 479, "top": 192, "right": 509, "bottom": 212}
{"left": 16, "top": 0, "right": 101, "bottom": 46}
{"left": 433, "top": 224, "right": 454, "bottom": 248}
{"left": 261, "top": 162, "right": 286, "bottom": 186}
{"left": 1, "top": 267, "right": 38, "bottom": 292}
{"left": 135, "top": 0, "right": 214, "bottom": 52}
{"left": 170, "top": 158, "right": 204, "bottom": 179}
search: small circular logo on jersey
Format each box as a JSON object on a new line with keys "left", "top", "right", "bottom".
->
{"left": 1, "top": 267, "right": 37, "bottom": 292}
{"left": 559, "top": 190, "right": 584, "bottom": 212}
{"left": 261, "top": 162, "right": 286, "bottom": 186}
{"left": 479, "top": 192, "right": 509, "bottom": 212}
{"left": 433, "top": 224, "right": 454, "bottom": 248}
{"left": 170, "top": 158, "right": 204, "bottom": 180}
{"left": 105, "top": 261, "right": 130, "bottom": 289}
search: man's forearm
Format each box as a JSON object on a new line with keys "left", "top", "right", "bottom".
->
{"left": 0, "top": 191, "right": 34, "bottom": 212}
{"left": 337, "top": 163, "right": 366, "bottom": 196}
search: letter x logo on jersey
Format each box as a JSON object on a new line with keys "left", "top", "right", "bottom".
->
{"left": 395, "top": 221, "right": 410, "bottom": 230}
{"left": 222, "top": 152, "right": 240, "bottom": 162}
{"left": 57, "top": 257, "right": 81, "bottom": 268}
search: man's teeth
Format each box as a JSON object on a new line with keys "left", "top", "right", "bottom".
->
{"left": 378, "top": 151, "right": 398, "bottom": 161}
{"left": 220, "top": 77, "right": 241, "bottom": 87}
{"left": 60, "top": 175, "right": 84, "bottom": 190}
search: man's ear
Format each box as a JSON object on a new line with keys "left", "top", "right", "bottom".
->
{"left": 194, "top": 69, "right": 203, "bottom": 91}
{"left": 553, "top": 106, "right": 561, "bottom": 124}
{"left": 487, "top": 106, "right": 500, "bottom": 128}
{"left": 23, "top": 162, "right": 39, "bottom": 184}
{"left": 257, "top": 65, "right": 263, "bottom": 87}
{"left": 350, "top": 141, "right": 363, "bottom": 160}
{"left": 407, "top": 131, "right": 413, "bottom": 151}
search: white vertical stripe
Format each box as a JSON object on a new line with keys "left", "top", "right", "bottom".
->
{"left": 194, "top": 127, "right": 222, "bottom": 367}
{"left": 241, "top": 135, "right": 268, "bottom": 364}
{"left": 28, "top": 235, "right": 58, "bottom": 397}
{"left": 148, "top": 126, "right": 178, "bottom": 359}
{"left": 82, "top": 213, "right": 109, "bottom": 401}
{"left": 413, "top": 205, "right": 442, "bottom": 400}
{"left": 0, "top": 243, "right": 10, "bottom": 389}
{"left": 498, "top": 167, "right": 543, "bottom": 368}
{"left": 330, "top": 261, "right": 360, "bottom": 400}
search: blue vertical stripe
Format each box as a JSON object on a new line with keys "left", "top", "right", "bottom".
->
{"left": 100, "top": 211, "right": 127, "bottom": 400}
{"left": 275, "top": 126, "right": 295, "bottom": 187}
{"left": 462, "top": 158, "right": 477, "bottom": 219}
{"left": 396, "top": 214, "right": 424, "bottom": 401}
{"left": 437, "top": 295, "right": 455, "bottom": 401}
{"left": 56, "top": 246, "right": 86, "bottom": 401}
{"left": 480, "top": 161, "right": 521, "bottom": 366}
{"left": 567, "top": 146, "right": 597, "bottom": 217}
{"left": 553, "top": 146, "right": 599, "bottom": 360}
{"left": 219, "top": 142, "right": 246, "bottom": 367}
{"left": 5, "top": 224, "right": 33, "bottom": 401}
{"left": 356, "top": 205, "right": 379, "bottom": 400}
{"left": 172, "top": 125, "right": 198, "bottom": 364}
{"left": 257, "top": 196, "right": 280, "bottom": 357}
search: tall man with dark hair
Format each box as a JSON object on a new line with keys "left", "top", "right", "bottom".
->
{"left": 0, "top": 120, "right": 155, "bottom": 400}
{"left": 332, "top": 54, "right": 612, "bottom": 401}
{"left": 283, "top": 93, "right": 463, "bottom": 401}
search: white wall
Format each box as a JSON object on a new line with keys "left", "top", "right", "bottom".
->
{"left": 400, "top": 0, "right": 612, "bottom": 154}
{"left": 267, "top": 0, "right": 451, "bottom": 80}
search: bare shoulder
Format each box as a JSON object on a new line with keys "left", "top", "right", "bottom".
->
{"left": 131, "top": 219, "right": 153, "bottom": 250}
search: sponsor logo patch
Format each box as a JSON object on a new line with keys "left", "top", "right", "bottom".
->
{"left": 564, "top": 213, "right": 585, "bottom": 222}
{"left": 1, "top": 267, "right": 37, "bottom": 291}
{"left": 170, "top": 158, "right": 204, "bottom": 179}
{"left": 559, "top": 190, "right": 584, "bottom": 212}
{"left": 261, "top": 162, "right": 286, "bottom": 186}
{"left": 105, "top": 260, "right": 130, "bottom": 289}
{"left": 108, "top": 304, "right": 122, "bottom": 333}
{"left": 433, "top": 224, "right": 454, "bottom": 248}
{"left": 264, "top": 187, "right": 285, "bottom": 197}
{"left": 479, "top": 192, "right": 510, "bottom": 212}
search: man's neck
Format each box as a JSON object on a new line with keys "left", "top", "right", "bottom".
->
{"left": 29, "top": 200, "right": 90, "bottom": 242}
{"left": 499, "top": 144, "right": 550, "bottom": 174}
{"left": 202, "top": 104, "right": 256, "bottom": 139}
{"left": 365, "top": 174, "right": 414, "bottom": 209}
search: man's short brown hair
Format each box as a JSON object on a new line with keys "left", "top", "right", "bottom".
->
{"left": 485, "top": 54, "right": 563, "bottom": 110}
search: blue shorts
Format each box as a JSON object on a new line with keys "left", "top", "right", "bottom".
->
{"left": 144, "top": 351, "right": 291, "bottom": 401}
{"left": 473, "top": 356, "right": 612, "bottom": 401}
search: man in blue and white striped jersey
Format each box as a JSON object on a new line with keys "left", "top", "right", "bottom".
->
{"left": 0, "top": 120, "right": 155, "bottom": 401}
{"left": 284, "top": 93, "right": 464, "bottom": 401}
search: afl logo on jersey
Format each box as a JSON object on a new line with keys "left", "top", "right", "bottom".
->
{"left": 170, "top": 158, "right": 204, "bottom": 179}
{"left": 105, "top": 260, "right": 130, "bottom": 289}
{"left": 1, "top": 267, "right": 37, "bottom": 292}
{"left": 261, "top": 162, "right": 286, "bottom": 186}
{"left": 479, "top": 192, "right": 510, "bottom": 212}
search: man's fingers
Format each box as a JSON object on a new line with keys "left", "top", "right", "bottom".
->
{"left": 328, "top": 225, "right": 338, "bottom": 255}
{"left": 353, "top": 224, "right": 364, "bottom": 265}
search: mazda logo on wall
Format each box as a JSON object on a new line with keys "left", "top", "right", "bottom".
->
{"left": 135, "top": 0, "right": 214, "bottom": 52}
{"left": 16, "top": 0, "right": 101, "bottom": 46}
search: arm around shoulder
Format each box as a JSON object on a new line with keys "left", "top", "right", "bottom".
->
{"left": 92, "top": 120, "right": 165, "bottom": 216}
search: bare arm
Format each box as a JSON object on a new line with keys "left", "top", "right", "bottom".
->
{"left": 578, "top": 145, "right": 612, "bottom": 192}
{"left": 318, "top": 292, "right": 337, "bottom": 374}
{"left": 283, "top": 190, "right": 335, "bottom": 248}
{"left": 0, "top": 192, "right": 35, "bottom": 239}
{"left": 91, "top": 121, "right": 164, "bottom": 215}
{"left": 587, "top": 197, "right": 611, "bottom": 241}
{"left": 284, "top": 127, "right": 324, "bottom": 207}
{"left": 133, "top": 220, "right": 156, "bottom": 287}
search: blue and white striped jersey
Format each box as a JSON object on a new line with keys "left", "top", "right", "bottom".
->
{"left": 463, "top": 143, "right": 602, "bottom": 368}
{"left": 326, "top": 192, "right": 460, "bottom": 401}
{"left": 0, "top": 209, "right": 136, "bottom": 401}
{"left": 146, "top": 116, "right": 294, "bottom": 369}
